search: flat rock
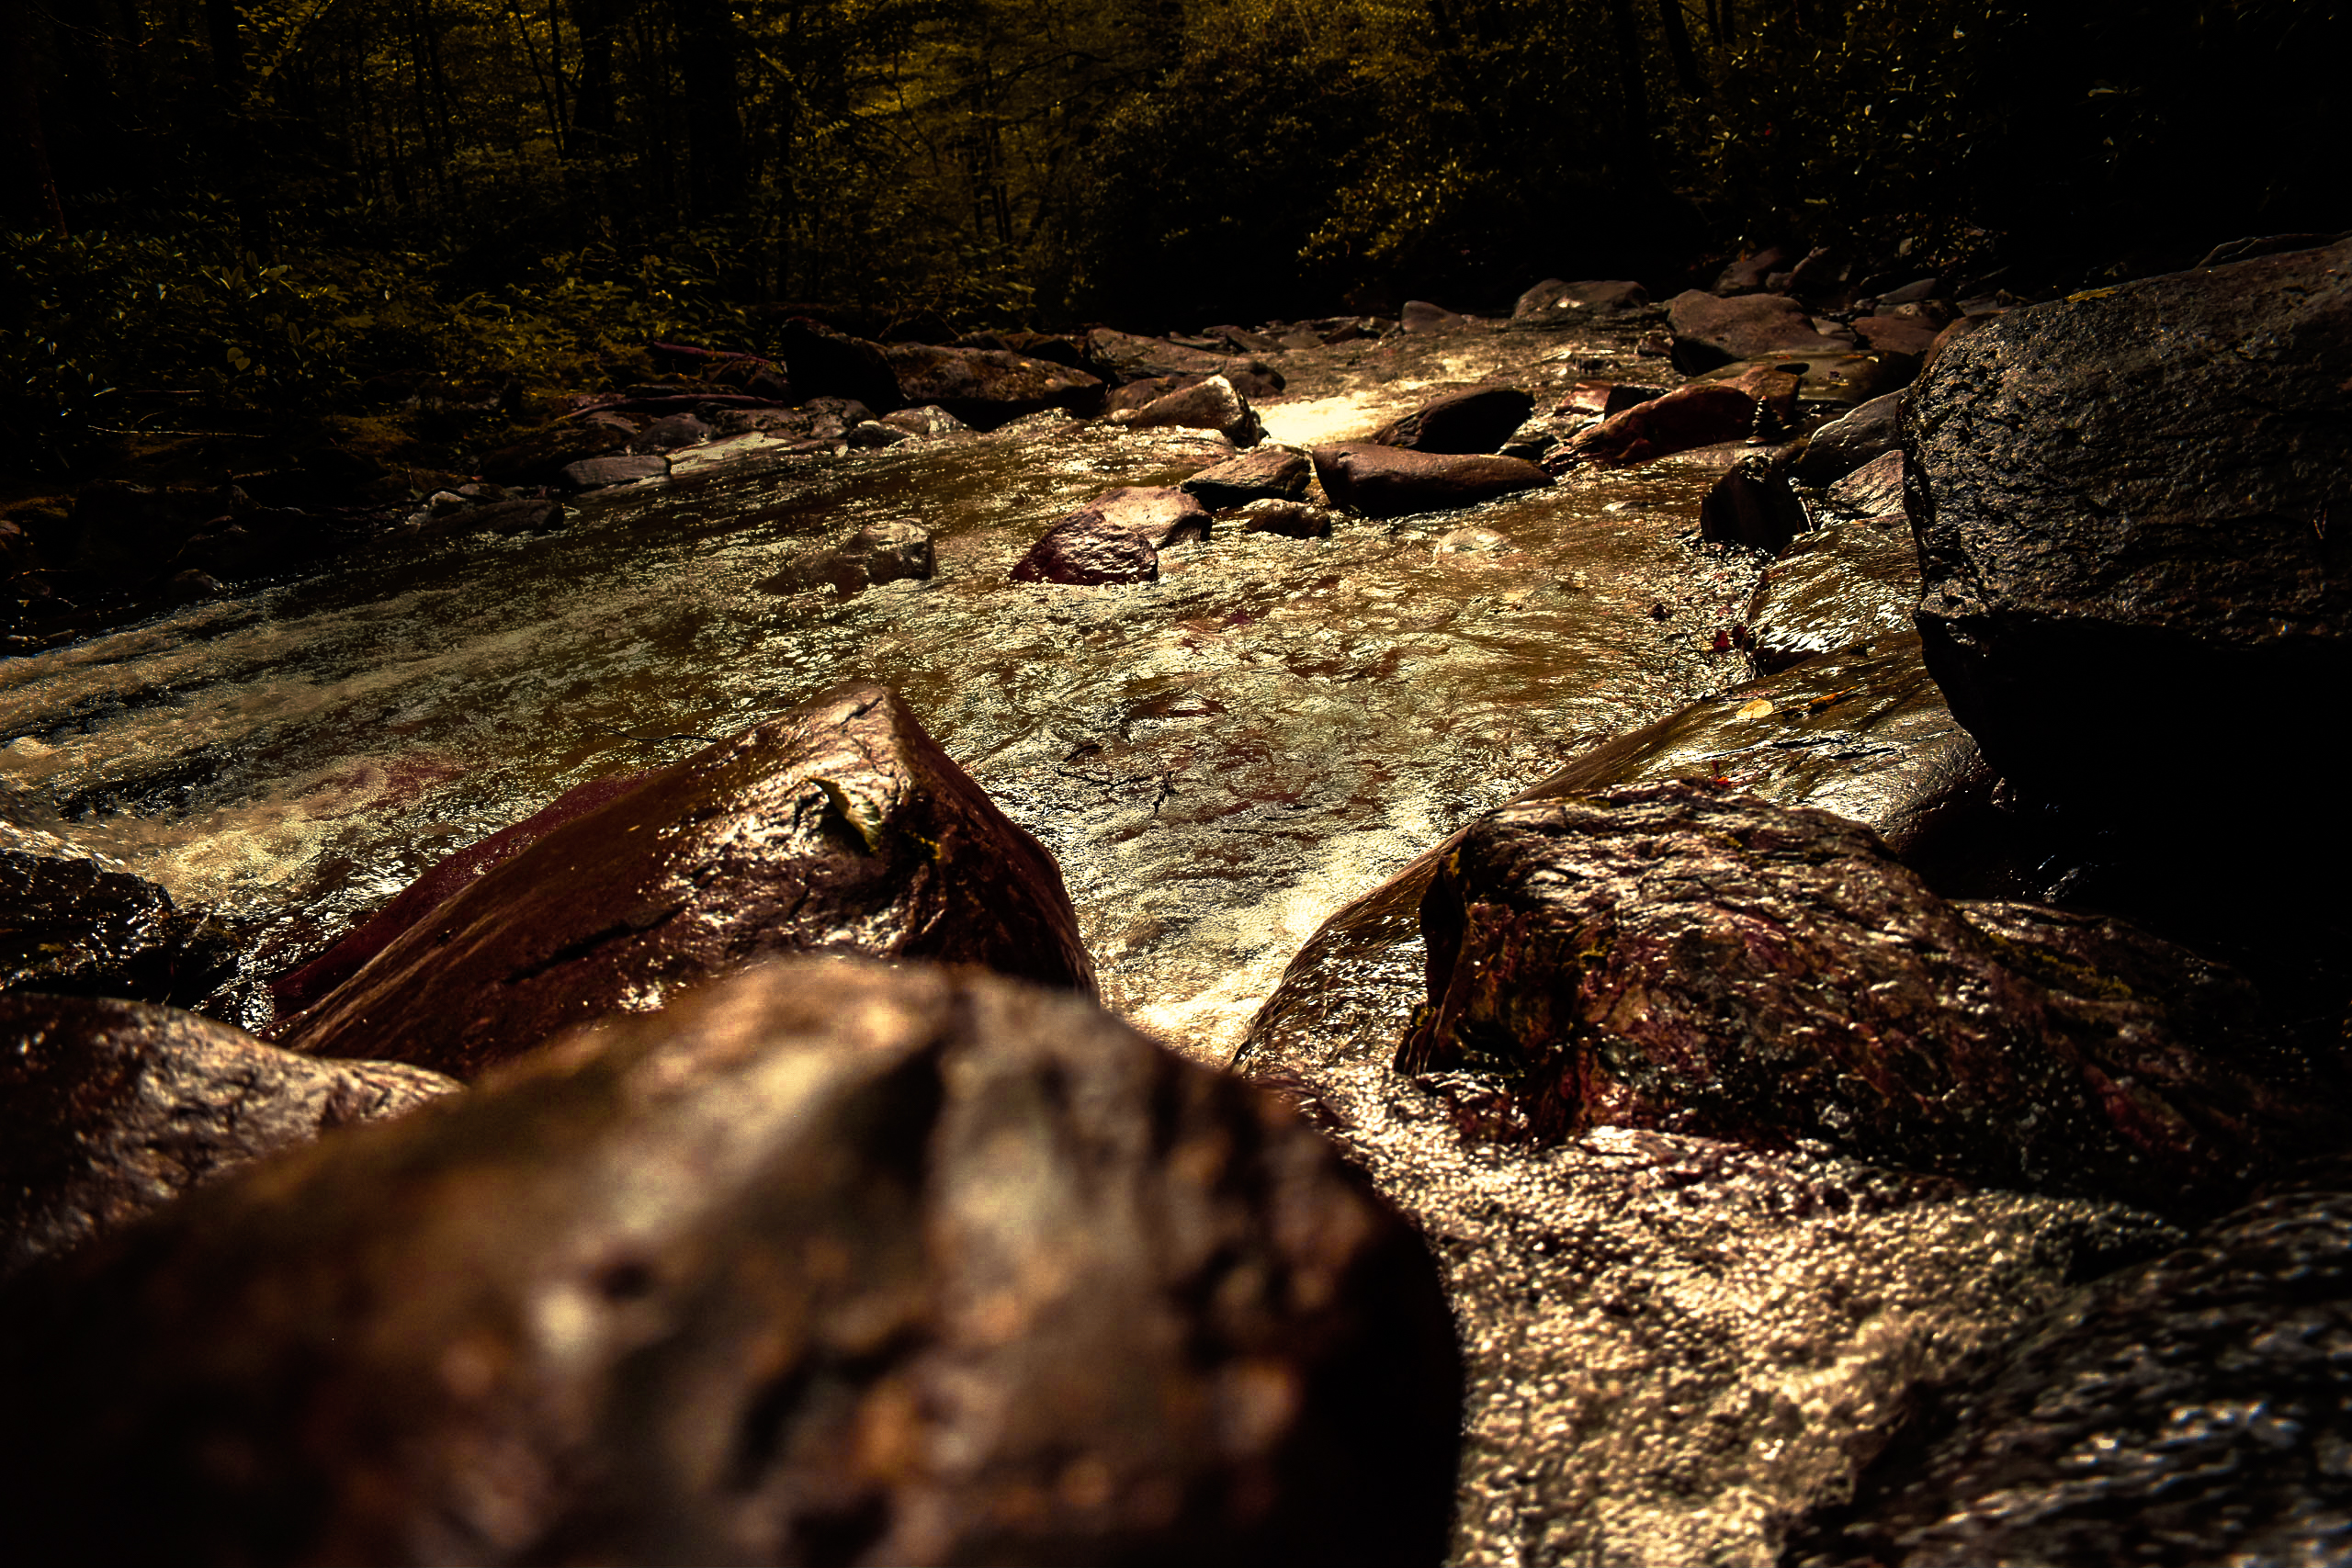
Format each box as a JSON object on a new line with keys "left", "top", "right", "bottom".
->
{"left": 1908, "top": 240, "right": 2352, "bottom": 872}
{"left": 1400, "top": 781, "right": 2324, "bottom": 1208}
{"left": 1113, "top": 375, "right": 1264, "bottom": 446}
{"left": 1181, "top": 446, "right": 1314, "bottom": 508}
{"left": 559, "top": 454, "right": 670, "bottom": 490}
{"left": 1744, "top": 509, "right": 1921, "bottom": 673}
{"left": 1235, "top": 500, "right": 1339, "bottom": 538}
{"left": 1368, "top": 387, "right": 1535, "bottom": 454}
{"left": 1824, "top": 446, "right": 1904, "bottom": 518}
{"left": 1800, "top": 1183, "right": 2352, "bottom": 1566}
{"left": 1309, "top": 444, "right": 1549, "bottom": 518}
{"left": 0, "top": 957, "right": 1461, "bottom": 1567}
{"left": 1085, "top": 485, "right": 1213, "bottom": 547}
{"left": 3, "top": 845, "right": 235, "bottom": 1007}
{"left": 275, "top": 682, "right": 1095, "bottom": 1077}
{"left": 1546, "top": 382, "right": 1758, "bottom": 469}
{"left": 879, "top": 344, "right": 1103, "bottom": 428}
{"left": 1667, "top": 290, "right": 1852, "bottom": 371}
{"left": 0, "top": 994, "right": 456, "bottom": 1279}
{"left": 1792, "top": 389, "right": 1903, "bottom": 487}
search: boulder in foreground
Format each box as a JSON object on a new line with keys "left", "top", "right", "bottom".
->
{"left": 0, "top": 957, "right": 1462, "bottom": 1568}
{"left": 1400, "top": 781, "right": 2324, "bottom": 1209}
{"left": 277, "top": 682, "right": 1095, "bottom": 1077}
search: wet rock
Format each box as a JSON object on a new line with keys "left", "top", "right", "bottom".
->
{"left": 1234, "top": 500, "right": 1339, "bottom": 539}
{"left": 1107, "top": 374, "right": 1196, "bottom": 414}
{"left": 1801, "top": 1184, "right": 2352, "bottom": 1566}
{"left": 876, "top": 403, "right": 971, "bottom": 439}
{"left": 1851, "top": 313, "right": 1939, "bottom": 360}
{"left": 1824, "top": 447, "right": 1905, "bottom": 519}
{"left": 1666, "top": 290, "right": 1850, "bottom": 372}
{"left": 1399, "top": 780, "right": 2323, "bottom": 1208}
{"left": 270, "top": 770, "right": 661, "bottom": 1020}
{"left": 1693, "top": 348, "right": 1913, "bottom": 410}
{"left": 1181, "top": 446, "right": 1314, "bottom": 509}
{"left": 1368, "top": 387, "right": 1536, "bottom": 454}
{"left": 1791, "top": 389, "right": 1902, "bottom": 487}
{"left": 1697, "top": 449, "right": 1807, "bottom": 552}
{"left": 1713, "top": 245, "right": 1797, "bottom": 296}
{"left": 3, "top": 845, "right": 236, "bottom": 1007}
{"left": 477, "top": 423, "right": 634, "bottom": 485}
{"left": 0, "top": 957, "right": 1461, "bottom": 1568}
{"left": 0, "top": 994, "right": 456, "bottom": 1279}
{"left": 757, "top": 518, "right": 937, "bottom": 597}
{"left": 1906, "top": 239, "right": 2352, "bottom": 873}
{"left": 1512, "top": 278, "right": 1648, "bottom": 321}
{"left": 879, "top": 344, "right": 1104, "bottom": 428}
{"left": 707, "top": 398, "right": 876, "bottom": 442}
{"left": 1083, "top": 330, "right": 1284, "bottom": 399}
{"left": 627, "top": 412, "right": 710, "bottom": 452}
{"left": 1308, "top": 444, "right": 1550, "bottom": 519}
{"left": 779, "top": 317, "right": 903, "bottom": 412}
{"left": 1716, "top": 363, "right": 1803, "bottom": 435}
{"left": 1399, "top": 299, "right": 1468, "bottom": 333}
{"left": 559, "top": 454, "right": 670, "bottom": 490}
{"left": 1011, "top": 512, "right": 1163, "bottom": 586}
{"left": 1545, "top": 382, "right": 1758, "bottom": 470}
{"left": 1087, "top": 485, "right": 1214, "bottom": 547}
{"left": 276, "top": 682, "right": 1095, "bottom": 1077}
{"left": 1745, "top": 510, "right": 1919, "bottom": 673}
{"left": 2197, "top": 231, "right": 2350, "bottom": 267}
{"left": 1916, "top": 311, "right": 1997, "bottom": 379}
{"left": 1112, "top": 375, "right": 1265, "bottom": 446}
{"left": 1786, "top": 245, "right": 1852, "bottom": 302}
{"left": 1556, "top": 380, "right": 1663, "bottom": 418}
{"left": 846, "top": 419, "right": 911, "bottom": 447}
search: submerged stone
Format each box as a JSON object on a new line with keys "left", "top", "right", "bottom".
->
{"left": 1744, "top": 507, "right": 1919, "bottom": 672}
{"left": 1308, "top": 444, "right": 1549, "bottom": 518}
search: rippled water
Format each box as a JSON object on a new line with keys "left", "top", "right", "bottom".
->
{"left": 0, "top": 326, "right": 1763, "bottom": 1063}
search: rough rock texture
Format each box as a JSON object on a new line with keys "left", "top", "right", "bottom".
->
{"left": 3, "top": 845, "right": 236, "bottom": 1007}
{"left": 1851, "top": 313, "right": 1939, "bottom": 360}
{"left": 1010, "top": 513, "right": 1162, "bottom": 585}
{"left": 1114, "top": 375, "right": 1265, "bottom": 446}
{"left": 1309, "top": 444, "right": 1549, "bottom": 519}
{"left": 560, "top": 454, "right": 670, "bottom": 490}
{"left": 1399, "top": 299, "right": 1467, "bottom": 333}
{"left": 759, "top": 520, "right": 937, "bottom": 597}
{"left": 1799, "top": 1183, "right": 2352, "bottom": 1566}
{"left": 1697, "top": 450, "right": 1807, "bottom": 552}
{"left": 1745, "top": 509, "right": 1921, "bottom": 673}
{"left": 1548, "top": 382, "right": 1758, "bottom": 469}
{"left": 1082, "top": 485, "right": 1214, "bottom": 547}
{"left": 877, "top": 404, "right": 972, "bottom": 439}
{"left": 1180, "top": 446, "right": 1314, "bottom": 509}
{"left": 1907, "top": 240, "right": 2352, "bottom": 866}
{"left": 1826, "top": 446, "right": 1905, "bottom": 519}
{"left": 879, "top": 344, "right": 1104, "bottom": 428}
{"left": 0, "top": 994, "right": 456, "bottom": 1279}
{"left": 0, "top": 958, "right": 1461, "bottom": 1568}
{"left": 1667, "top": 290, "right": 1851, "bottom": 371}
{"left": 1235, "top": 501, "right": 1339, "bottom": 539}
{"left": 269, "top": 770, "right": 659, "bottom": 1019}
{"left": 780, "top": 317, "right": 903, "bottom": 411}
{"left": 276, "top": 682, "right": 1095, "bottom": 1077}
{"left": 1792, "top": 389, "right": 1903, "bottom": 487}
{"left": 1512, "top": 278, "right": 1648, "bottom": 321}
{"left": 1555, "top": 380, "right": 1662, "bottom": 418}
{"left": 1368, "top": 388, "right": 1536, "bottom": 454}
{"left": 1398, "top": 781, "right": 2321, "bottom": 1209}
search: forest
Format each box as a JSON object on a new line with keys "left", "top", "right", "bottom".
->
{"left": 5, "top": 0, "right": 2346, "bottom": 475}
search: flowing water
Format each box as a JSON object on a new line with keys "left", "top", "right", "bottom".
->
{"left": 0, "top": 323, "right": 1762, "bottom": 1063}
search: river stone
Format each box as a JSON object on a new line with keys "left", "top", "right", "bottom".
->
{"left": 1399, "top": 299, "right": 1468, "bottom": 333}
{"left": 1308, "top": 444, "right": 1549, "bottom": 519}
{"left": 1085, "top": 485, "right": 1213, "bottom": 547}
{"left": 1512, "top": 278, "right": 1648, "bottom": 321}
{"left": 1826, "top": 447, "right": 1905, "bottom": 518}
{"left": 1666, "top": 290, "right": 1850, "bottom": 372}
{"left": 1114, "top": 375, "right": 1265, "bottom": 446}
{"left": 1399, "top": 781, "right": 2321, "bottom": 1209}
{"left": 1011, "top": 509, "right": 1163, "bottom": 586}
{"left": 1235, "top": 500, "right": 1339, "bottom": 539}
{"left": 1180, "top": 446, "right": 1314, "bottom": 508}
{"left": 477, "top": 422, "right": 631, "bottom": 485}
{"left": 760, "top": 519, "right": 937, "bottom": 597}
{"left": 879, "top": 344, "right": 1104, "bottom": 428}
{"left": 1368, "top": 388, "right": 1536, "bottom": 454}
{"left": 626, "top": 412, "right": 710, "bottom": 452}
{"left": 1713, "top": 246, "right": 1796, "bottom": 297}
{"left": 559, "top": 454, "right": 670, "bottom": 490}
{"left": 1851, "top": 313, "right": 1939, "bottom": 360}
{"left": 0, "top": 957, "right": 1461, "bottom": 1567}
{"left": 1907, "top": 240, "right": 2352, "bottom": 873}
{"left": 780, "top": 317, "right": 903, "bottom": 411}
{"left": 1696, "top": 449, "right": 1807, "bottom": 552}
{"left": 1792, "top": 389, "right": 1902, "bottom": 487}
{"left": 1546, "top": 382, "right": 1758, "bottom": 470}
{"left": 276, "top": 682, "right": 1095, "bottom": 1077}
{"left": 0, "top": 994, "right": 456, "bottom": 1280}
{"left": 1555, "top": 380, "right": 1663, "bottom": 417}
{"left": 1798, "top": 1183, "right": 2352, "bottom": 1566}
{"left": 1745, "top": 510, "right": 1920, "bottom": 674}
{"left": 877, "top": 403, "right": 971, "bottom": 438}
{"left": 3, "top": 844, "right": 236, "bottom": 1007}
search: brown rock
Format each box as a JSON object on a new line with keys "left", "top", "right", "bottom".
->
{"left": 1234, "top": 500, "right": 1339, "bottom": 538}
{"left": 1308, "top": 444, "right": 1549, "bottom": 519}
{"left": 1547, "top": 382, "right": 1759, "bottom": 470}
{"left": 879, "top": 344, "right": 1104, "bottom": 428}
{"left": 0, "top": 993, "right": 456, "bottom": 1280}
{"left": 0, "top": 957, "right": 1461, "bottom": 1567}
{"left": 1744, "top": 511, "right": 1920, "bottom": 674}
{"left": 1555, "top": 381, "right": 1664, "bottom": 418}
{"left": 1698, "top": 449, "right": 1808, "bottom": 552}
{"left": 1399, "top": 782, "right": 2324, "bottom": 1208}
{"left": 1512, "top": 279, "right": 1649, "bottom": 320}
{"left": 1666, "top": 290, "right": 1851, "bottom": 371}
{"left": 559, "top": 454, "right": 670, "bottom": 490}
{"left": 1009, "top": 511, "right": 1162, "bottom": 585}
{"left": 1114, "top": 375, "right": 1265, "bottom": 446}
{"left": 1085, "top": 485, "right": 1213, "bottom": 547}
{"left": 3, "top": 844, "right": 235, "bottom": 1008}
{"left": 758, "top": 520, "right": 937, "bottom": 598}
{"left": 1852, "top": 313, "right": 1941, "bottom": 358}
{"left": 1399, "top": 299, "right": 1468, "bottom": 333}
{"left": 276, "top": 682, "right": 1095, "bottom": 1077}
{"left": 1181, "top": 447, "right": 1314, "bottom": 509}
{"left": 1368, "top": 387, "right": 1536, "bottom": 454}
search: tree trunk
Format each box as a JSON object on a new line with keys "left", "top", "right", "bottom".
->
{"left": 1, "top": 0, "right": 68, "bottom": 235}
{"left": 1658, "top": 0, "right": 1705, "bottom": 95}
{"left": 670, "top": 0, "right": 744, "bottom": 217}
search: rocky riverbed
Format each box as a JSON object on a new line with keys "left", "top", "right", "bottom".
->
{"left": 3, "top": 237, "right": 2349, "bottom": 1564}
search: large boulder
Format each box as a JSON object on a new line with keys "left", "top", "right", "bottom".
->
{"left": 275, "top": 682, "right": 1095, "bottom": 1077}
{"left": 3, "top": 840, "right": 235, "bottom": 1007}
{"left": 1113, "top": 375, "right": 1264, "bottom": 446}
{"left": 1367, "top": 387, "right": 1536, "bottom": 454}
{"left": 1309, "top": 444, "right": 1549, "bottom": 519}
{"left": 1906, "top": 239, "right": 2352, "bottom": 873}
{"left": 1180, "top": 446, "right": 1314, "bottom": 509}
{"left": 0, "top": 994, "right": 455, "bottom": 1279}
{"left": 1666, "top": 290, "right": 1851, "bottom": 371}
{"left": 1399, "top": 781, "right": 2324, "bottom": 1208}
{"left": 1546, "top": 382, "right": 1759, "bottom": 470}
{"left": 779, "top": 317, "right": 903, "bottom": 411}
{"left": 1792, "top": 389, "right": 1903, "bottom": 487}
{"left": 269, "top": 770, "right": 659, "bottom": 1019}
{"left": 878, "top": 344, "right": 1103, "bottom": 428}
{"left": 0, "top": 958, "right": 1462, "bottom": 1567}
{"left": 1802, "top": 1181, "right": 2352, "bottom": 1566}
